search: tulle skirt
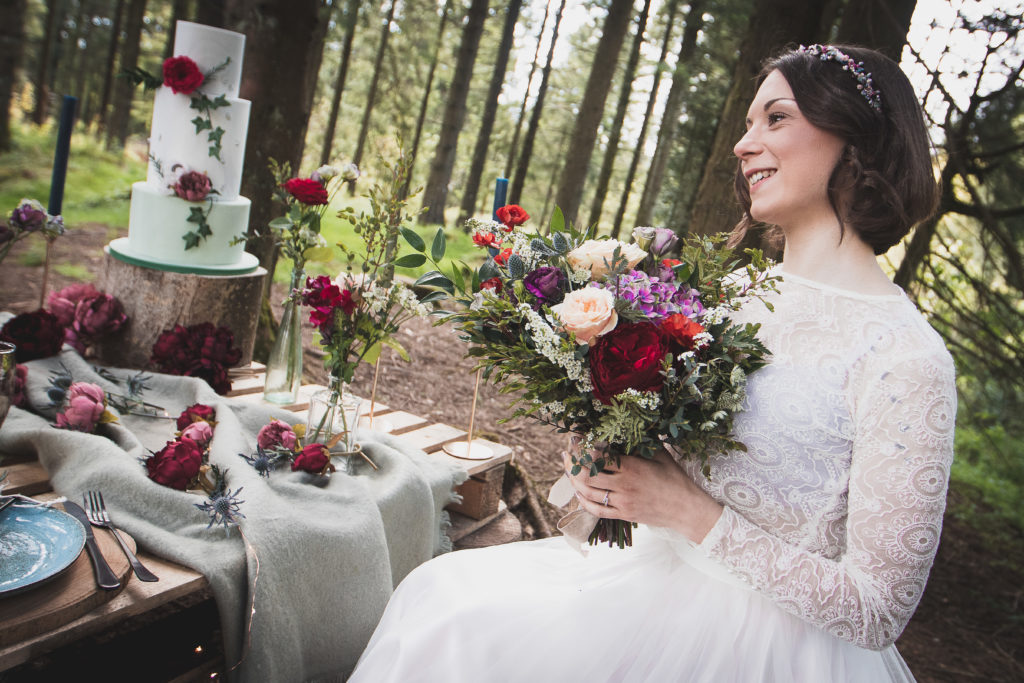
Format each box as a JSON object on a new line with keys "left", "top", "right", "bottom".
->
{"left": 348, "top": 525, "right": 915, "bottom": 682}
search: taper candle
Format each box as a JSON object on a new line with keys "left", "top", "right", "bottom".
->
{"left": 48, "top": 95, "right": 77, "bottom": 216}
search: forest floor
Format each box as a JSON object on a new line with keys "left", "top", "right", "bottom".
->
{"left": 1, "top": 221, "right": 1022, "bottom": 681}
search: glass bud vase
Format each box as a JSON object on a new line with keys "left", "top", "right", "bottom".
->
{"left": 306, "top": 377, "right": 364, "bottom": 473}
{"left": 0, "top": 341, "right": 16, "bottom": 432}
{"left": 263, "top": 270, "right": 305, "bottom": 405}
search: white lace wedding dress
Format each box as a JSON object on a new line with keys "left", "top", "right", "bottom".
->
{"left": 348, "top": 269, "right": 957, "bottom": 682}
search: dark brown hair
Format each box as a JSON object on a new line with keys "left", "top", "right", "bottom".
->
{"left": 731, "top": 45, "right": 939, "bottom": 255}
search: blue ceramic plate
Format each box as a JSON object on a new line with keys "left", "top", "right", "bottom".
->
{"left": 0, "top": 504, "right": 86, "bottom": 597}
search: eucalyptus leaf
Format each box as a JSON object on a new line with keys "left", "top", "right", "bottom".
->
{"left": 431, "top": 228, "right": 446, "bottom": 261}
{"left": 394, "top": 253, "right": 427, "bottom": 268}
{"left": 401, "top": 226, "right": 426, "bottom": 252}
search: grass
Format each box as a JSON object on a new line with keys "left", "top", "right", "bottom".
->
{"left": 948, "top": 421, "right": 1024, "bottom": 538}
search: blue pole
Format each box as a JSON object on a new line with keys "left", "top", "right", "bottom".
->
{"left": 48, "top": 95, "right": 77, "bottom": 216}
{"left": 492, "top": 177, "right": 509, "bottom": 220}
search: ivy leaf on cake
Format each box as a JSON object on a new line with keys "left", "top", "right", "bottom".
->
{"left": 171, "top": 168, "right": 217, "bottom": 250}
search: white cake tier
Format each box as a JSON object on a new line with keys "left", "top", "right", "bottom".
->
{"left": 125, "top": 182, "right": 252, "bottom": 268}
{"left": 172, "top": 21, "right": 245, "bottom": 99}
{"left": 146, "top": 87, "right": 250, "bottom": 199}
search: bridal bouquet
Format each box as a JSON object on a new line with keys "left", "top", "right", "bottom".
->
{"left": 402, "top": 208, "right": 776, "bottom": 547}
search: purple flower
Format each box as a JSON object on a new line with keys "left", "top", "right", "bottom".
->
{"left": 9, "top": 199, "right": 47, "bottom": 232}
{"left": 649, "top": 228, "right": 679, "bottom": 257}
{"left": 598, "top": 270, "right": 696, "bottom": 320}
{"left": 523, "top": 266, "right": 567, "bottom": 309}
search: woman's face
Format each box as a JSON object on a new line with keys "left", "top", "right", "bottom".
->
{"left": 733, "top": 70, "right": 846, "bottom": 231}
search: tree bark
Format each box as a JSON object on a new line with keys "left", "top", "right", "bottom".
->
{"left": 458, "top": 0, "right": 524, "bottom": 224}
{"left": 504, "top": 0, "right": 550, "bottom": 179}
{"left": 165, "top": 0, "right": 192, "bottom": 60}
{"left": 509, "top": 0, "right": 567, "bottom": 207}
{"left": 351, "top": 0, "right": 398, "bottom": 185}
{"left": 687, "top": 0, "right": 828, "bottom": 239}
{"left": 588, "top": 0, "right": 651, "bottom": 234}
{"left": 195, "top": 0, "right": 226, "bottom": 27}
{"left": 419, "top": 0, "right": 489, "bottom": 225}
{"left": 553, "top": 0, "right": 632, "bottom": 229}
{"left": 635, "top": 0, "right": 705, "bottom": 227}
{"left": 321, "top": 0, "right": 361, "bottom": 165}
{"left": 610, "top": 0, "right": 679, "bottom": 236}
{"left": 835, "top": 0, "right": 918, "bottom": 59}
{"left": 402, "top": 0, "right": 450, "bottom": 199}
{"left": 0, "top": 0, "right": 27, "bottom": 152}
{"left": 105, "top": 0, "right": 147, "bottom": 150}
{"left": 32, "top": 0, "right": 62, "bottom": 125}
{"left": 96, "top": 0, "right": 124, "bottom": 131}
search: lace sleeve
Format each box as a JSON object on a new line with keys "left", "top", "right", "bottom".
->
{"left": 698, "top": 345, "right": 956, "bottom": 650}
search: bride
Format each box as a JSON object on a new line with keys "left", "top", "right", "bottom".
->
{"left": 348, "top": 45, "right": 955, "bottom": 682}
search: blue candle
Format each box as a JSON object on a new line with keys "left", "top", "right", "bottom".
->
{"left": 492, "top": 177, "right": 509, "bottom": 220}
{"left": 48, "top": 95, "right": 78, "bottom": 216}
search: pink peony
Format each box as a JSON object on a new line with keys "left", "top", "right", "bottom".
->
{"left": 257, "top": 419, "right": 298, "bottom": 451}
{"left": 55, "top": 382, "right": 107, "bottom": 432}
{"left": 180, "top": 421, "right": 214, "bottom": 449}
{"left": 48, "top": 283, "right": 101, "bottom": 328}
{"left": 73, "top": 293, "right": 128, "bottom": 342}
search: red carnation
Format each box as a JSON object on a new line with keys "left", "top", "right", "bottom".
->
{"left": 589, "top": 321, "right": 669, "bottom": 404}
{"left": 146, "top": 438, "right": 203, "bottom": 490}
{"left": 473, "top": 232, "right": 502, "bottom": 249}
{"left": 493, "top": 248, "right": 513, "bottom": 267}
{"left": 495, "top": 204, "right": 529, "bottom": 230}
{"left": 162, "top": 56, "right": 205, "bottom": 95}
{"left": 283, "top": 177, "right": 329, "bottom": 205}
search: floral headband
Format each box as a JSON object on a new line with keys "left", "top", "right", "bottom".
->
{"left": 797, "top": 44, "right": 882, "bottom": 112}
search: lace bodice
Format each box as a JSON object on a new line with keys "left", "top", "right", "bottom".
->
{"left": 676, "top": 269, "right": 956, "bottom": 650}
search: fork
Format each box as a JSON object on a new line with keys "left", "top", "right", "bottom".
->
{"left": 84, "top": 491, "right": 159, "bottom": 582}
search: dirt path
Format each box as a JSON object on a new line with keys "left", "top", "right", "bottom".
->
{"left": 1, "top": 222, "right": 1021, "bottom": 681}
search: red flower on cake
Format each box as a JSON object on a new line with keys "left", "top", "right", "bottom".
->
{"left": 162, "top": 56, "right": 205, "bottom": 95}
{"left": 173, "top": 170, "right": 212, "bottom": 202}
{"left": 283, "top": 178, "right": 329, "bottom": 206}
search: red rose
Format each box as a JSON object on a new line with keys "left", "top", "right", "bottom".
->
{"left": 493, "top": 248, "right": 513, "bottom": 267}
{"left": 661, "top": 314, "right": 705, "bottom": 352}
{"left": 283, "top": 177, "right": 329, "bottom": 205}
{"left": 176, "top": 403, "right": 216, "bottom": 431}
{"left": 292, "top": 443, "right": 333, "bottom": 475}
{"left": 146, "top": 438, "right": 203, "bottom": 490}
{"left": 589, "top": 321, "right": 669, "bottom": 404}
{"left": 479, "top": 277, "right": 503, "bottom": 293}
{"left": 162, "top": 55, "right": 205, "bottom": 95}
{"left": 0, "top": 309, "right": 65, "bottom": 362}
{"left": 472, "top": 232, "right": 502, "bottom": 249}
{"left": 495, "top": 204, "right": 529, "bottom": 229}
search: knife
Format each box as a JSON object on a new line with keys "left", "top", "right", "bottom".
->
{"left": 64, "top": 501, "right": 121, "bottom": 590}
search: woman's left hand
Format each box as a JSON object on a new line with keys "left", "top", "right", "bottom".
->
{"left": 562, "top": 448, "right": 724, "bottom": 544}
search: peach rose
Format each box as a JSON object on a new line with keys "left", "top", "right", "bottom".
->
{"left": 550, "top": 287, "right": 618, "bottom": 345}
{"left": 566, "top": 239, "right": 647, "bottom": 280}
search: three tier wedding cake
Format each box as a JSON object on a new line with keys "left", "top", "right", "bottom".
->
{"left": 108, "top": 21, "right": 258, "bottom": 274}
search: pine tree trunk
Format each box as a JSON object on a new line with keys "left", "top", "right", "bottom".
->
{"left": 553, "top": 0, "right": 632, "bottom": 228}
{"left": 321, "top": 0, "right": 361, "bottom": 165}
{"left": 195, "top": 0, "right": 226, "bottom": 26}
{"left": 509, "top": 0, "right": 567, "bottom": 206}
{"left": 835, "top": 0, "right": 918, "bottom": 59}
{"left": 459, "top": 0, "right": 524, "bottom": 224}
{"left": 32, "top": 0, "right": 62, "bottom": 125}
{"left": 402, "top": 0, "right": 450, "bottom": 199}
{"left": 105, "top": 0, "right": 146, "bottom": 150}
{"left": 351, "top": 0, "right": 397, "bottom": 183}
{"left": 419, "top": 0, "right": 489, "bottom": 225}
{"left": 165, "top": 0, "right": 191, "bottom": 60}
{"left": 504, "top": 0, "right": 550, "bottom": 179}
{"left": 96, "top": 0, "right": 124, "bottom": 131}
{"left": 635, "top": 0, "right": 705, "bottom": 227}
{"left": 588, "top": 0, "right": 651, "bottom": 234}
{"left": 610, "top": 0, "right": 679, "bottom": 236}
{"left": 226, "top": 0, "right": 328, "bottom": 359}
{"left": 0, "top": 0, "right": 27, "bottom": 152}
{"left": 687, "top": 0, "right": 828, "bottom": 239}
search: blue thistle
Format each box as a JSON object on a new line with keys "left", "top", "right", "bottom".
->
{"left": 47, "top": 365, "right": 73, "bottom": 407}
{"left": 239, "top": 447, "right": 288, "bottom": 477}
{"left": 195, "top": 486, "right": 246, "bottom": 534}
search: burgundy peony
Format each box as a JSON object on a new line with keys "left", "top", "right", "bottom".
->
{"left": 292, "top": 443, "right": 332, "bottom": 475}
{"left": 495, "top": 204, "right": 529, "bottom": 229}
{"left": 176, "top": 403, "right": 216, "bottom": 431}
{"left": 661, "top": 314, "right": 705, "bottom": 352}
{"left": 173, "top": 170, "right": 212, "bottom": 202}
{"left": 589, "top": 321, "right": 670, "bottom": 404}
{"left": 55, "top": 382, "right": 107, "bottom": 432}
{"left": 152, "top": 323, "right": 241, "bottom": 395}
{"left": 0, "top": 309, "right": 65, "bottom": 362}
{"left": 162, "top": 55, "right": 205, "bottom": 95}
{"left": 146, "top": 438, "right": 203, "bottom": 490}
{"left": 283, "top": 177, "right": 329, "bottom": 205}
{"left": 301, "top": 276, "right": 355, "bottom": 334}
{"left": 48, "top": 283, "right": 101, "bottom": 327}
{"left": 186, "top": 359, "right": 232, "bottom": 395}
{"left": 73, "top": 293, "right": 128, "bottom": 341}
{"left": 523, "top": 266, "right": 567, "bottom": 309}
{"left": 257, "top": 419, "right": 298, "bottom": 451}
